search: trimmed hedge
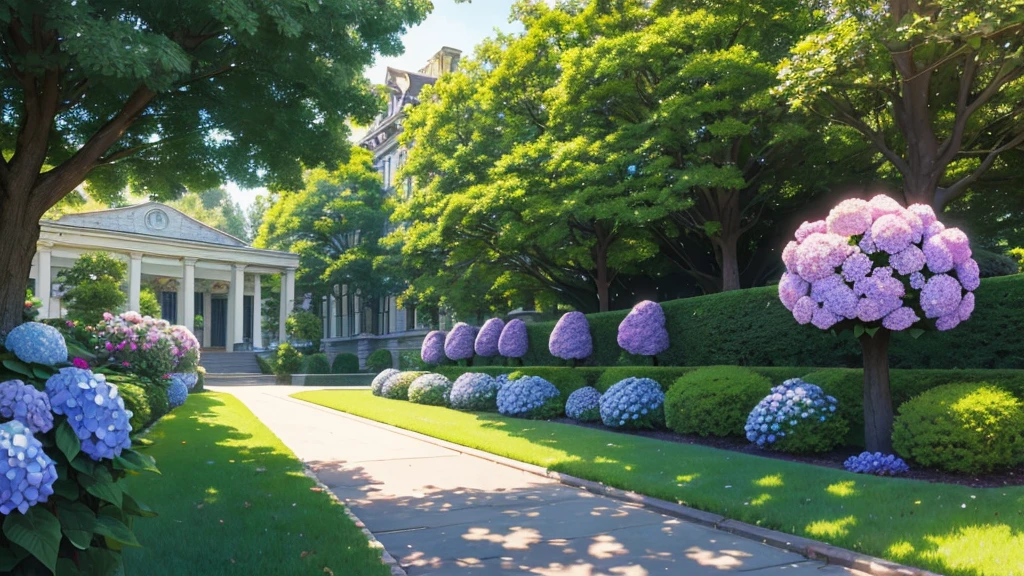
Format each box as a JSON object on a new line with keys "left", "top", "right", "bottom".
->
{"left": 437, "top": 366, "right": 603, "bottom": 400}
{"left": 118, "top": 381, "right": 151, "bottom": 431}
{"left": 366, "top": 349, "right": 394, "bottom": 372}
{"left": 665, "top": 367, "right": 773, "bottom": 438}
{"left": 332, "top": 353, "right": 360, "bottom": 374}
{"left": 303, "top": 353, "right": 331, "bottom": 375}
{"left": 519, "top": 275, "right": 1024, "bottom": 369}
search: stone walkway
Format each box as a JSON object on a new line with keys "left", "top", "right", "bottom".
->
{"left": 215, "top": 385, "right": 862, "bottom": 576}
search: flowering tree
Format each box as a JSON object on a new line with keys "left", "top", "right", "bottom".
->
{"left": 420, "top": 331, "right": 446, "bottom": 365}
{"left": 617, "top": 301, "right": 669, "bottom": 363}
{"left": 549, "top": 312, "right": 593, "bottom": 363}
{"left": 474, "top": 318, "right": 505, "bottom": 357}
{"left": 779, "top": 195, "right": 978, "bottom": 451}
{"left": 498, "top": 319, "right": 529, "bottom": 361}
{"left": 444, "top": 323, "right": 476, "bottom": 363}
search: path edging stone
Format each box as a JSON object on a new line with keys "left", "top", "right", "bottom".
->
{"left": 287, "top": 395, "right": 939, "bottom": 576}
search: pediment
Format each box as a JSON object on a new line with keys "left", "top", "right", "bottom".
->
{"left": 53, "top": 202, "right": 247, "bottom": 247}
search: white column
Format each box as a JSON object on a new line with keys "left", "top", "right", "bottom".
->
{"left": 278, "top": 272, "right": 288, "bottom": 345}
{"left": 252, "top": 274, "right": 263, "bottom": 349}
{"left": 353, "top": 293, "right": 362, "bottom": 335}
{"left": 202, "top": 291, "right": 212, "bottom": 348}
{"left": 36, "top": 243, "right": 52, "bottom": 319}
{"left": 341, "top": 286, "right": 349, "bottom": 337}
{"left": 229, "top": 264, "right": 246, "bottom": 352}
{"left": 128, "top": 252, "right": 143, "bottom": 312}
{"left": 321, "top": 296, "right": 328, "bottom": 338}
{"left": 330, "top": 294, "right": 339, "bottom": 338}
{"left": 388, "top": 296, "right": 398, "bottom": 333}
{"left": 182, "top": 258, "right": 196, "bottom": 332}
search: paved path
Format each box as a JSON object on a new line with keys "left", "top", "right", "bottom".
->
{"left": 215, "top": 385, "right": 861, "bottom": 576}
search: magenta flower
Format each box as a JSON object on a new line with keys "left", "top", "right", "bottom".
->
{"left": 421, "top": 330, "right": 447, "bottom": 364}
{"left": 617, "top": 300, "right": 670, "bottom": 357}
{"left": 782, "top": 241, "right": 800, "bottom": 272}
{"left": 549, "top": 311, "right": 593, "bottom": 360}
{"left": 937, "top": 228, "right": 972, "bottom": 265}
{"left": 72, "top": 357, "right": 89, "bottom": 369}
{"left": 474, "top": 318, "right": 505, "bottom": 357}
{"left": 908, "top": 204, "right": 936, "bottom": 228}
{"left": 498, "top": 319, "right": 529, "bottom": 358}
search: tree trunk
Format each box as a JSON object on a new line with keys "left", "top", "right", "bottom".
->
{"left": 594, "top": 243, "right": 611, "bottom": 313}
{"left": 860, "top": 328, "right": 894, "bottom": 453}
{"left": 717, "top": 235, "right": 741, "bottom": 292}
{"left": 0, "top": 194, "right": 41, "bottom": 334}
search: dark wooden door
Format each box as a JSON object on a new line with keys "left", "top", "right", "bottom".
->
{"left": 210, "top": 297, "right": 228, "bottom": 348}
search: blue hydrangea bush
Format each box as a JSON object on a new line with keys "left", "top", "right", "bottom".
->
{"left": 371, "top": 369, "right": 401, "bottom": 397}
{"left": 565, "top": 386, "right": 602, "bottom": 422}
{"left": 744, "top": 378, "right": 848, "bottom": 454}
{"left": 843, "top": 452, "right": 910, "bottom": 476}
{"left": 599, "top": 378, "right": 665, "bottom": 429}
{"left": 0, "top": 323, "right": 158, "bottom": 574}
{"left": 171, "top": 372, "right": 199, "bottom": 391}
{"left": 408, "top": 374, "right": 452, "bottom": 406}
{"left": 496, "top": 376, "right": 562, "bottom": 419}
{"left": 449, "top": 373, "right": 503, "bottom": 411}
{"left": 167, "top": 377, "right": 189, "bottom": 409}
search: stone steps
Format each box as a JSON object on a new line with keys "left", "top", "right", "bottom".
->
{"left": 204, "top": 373, "right": 279, "bottom": 386}
{"left": 200, "top": 351, "right": 262, "bottom": 374}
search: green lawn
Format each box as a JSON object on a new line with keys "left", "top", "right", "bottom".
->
{"left": 123, "top": 392, "right": 390, "bottom": 576}
{"left": 295, "top": 389, "right": 1024, "bottom": 576}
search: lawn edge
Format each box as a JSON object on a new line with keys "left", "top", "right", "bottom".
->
{"left": 290, "top": 392, "right": 940, "bottom": 576}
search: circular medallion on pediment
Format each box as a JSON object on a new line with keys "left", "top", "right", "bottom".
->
{"left": 144, "top": 208, "right": 169, "bottom": 231}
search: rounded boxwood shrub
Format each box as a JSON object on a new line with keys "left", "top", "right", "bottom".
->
{"left": 273, "top": 343, "right": 304, "bottom": 378}
{"left": 449, "top": 373, "right": 502, "bottom": 411}
{"left": 892, "top": 383, "right": 1024, "bottom": 473}
{"left": 367, "top": 349, "right": 394, "bottom": 372}
{"left": 332, "top": 353, "right": 360, "bottom": 374}
{"left": 565, "top": 386, "right": 601, "bottom": 422}
{"left": 744, "top": 378, "right": 847, "bottom": 454}
{"left": 143, "top": 378, "right": 170, "bottom": 422}
{"left": 665, "top": 367, "right": 771, "bottom": 437}
{"left": 381, "top": 371, "right": 426, "bottom": 400}
{"left": 497, "top": 376, "right": 562, "bottom": 419}
{"left": 195, "top": 366, "right": 206, "bottom": 393}
{"left": 371, "top": 369, "right": 401, "bottom": 397}
{"left": 408, "top": 374, "right": 452, "bottom": 406}
{"left": 599, "top": 377, "right": 665, "bottom": 429}
{"left": 302, "top": 353, "right": 331, "bottom": 374}
{"left": 117, "top": 381, "right": 151, "bottom": 432}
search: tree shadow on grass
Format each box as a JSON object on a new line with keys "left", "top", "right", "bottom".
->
{"left": 123, "top": 393, "right": 391, "bottom": 576}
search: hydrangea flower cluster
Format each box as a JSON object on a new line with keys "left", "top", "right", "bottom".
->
{"left": 169, "top": 325, "right": 201, "bottom": 372}
{"left": 167, "top": 378, "right": 188, "bottom": 409}
{"left": 381, "top": 371, "right": 425, "bottom": 400}
{"left": 371, "top": 369, "right": 401, "bottom": 397}
{"left": 780, "top": 195, "right": 977, "bottom": 332}
{"left": 498, "top": 320, "right": 528, "bottom": 359}
{"left": 617, "top": 301, "right": 670, "bottom": 357}
{"left": 549, "top": 312, "right": 593, "bottom": 360}
{"left": 496, "top": 376, "right": 561, "bottom": 419}
{"left": 444, "top": 323, "right": 476, "bottom": 361}
{"left": 0, "top": 380, "right": 53, "bottom": 434}
{"left": 449, "top": 373, "right": 502, "bottom": 411}
{"left": 170, "top": 372, "right": 199, "bottom": 391}
{"left": 474, "top": 318, "right": 505, "bottom": 357}
{"left": 91, "top": 313, "right": 177, "bottom": 379}
{"left": 4, "top": 322, "right": 68, "bottom": 366}
{"left": 45, "top": 368, "right": 133, "bottom": 461}
{"left": 408, "top": 373, "right": 452, "bottom": 406}
{"left": 0, "top": 420, "right": 57, "bottom": 515}
{"left": 599, "top": 378, "right": 665, "bottom": 429}
{"left": 843, "top": 451, "right": 910, "bottom": 476}
{"left": 565, "top": 386, "right": 602, "bottom": 422}
{"left": 421, "top": 331, "right": 447, "bottom": 364}
{"left": 744, "top": 378, "right": 840, "bottom": 451}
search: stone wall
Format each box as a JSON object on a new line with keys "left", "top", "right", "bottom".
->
{"left": 323, "top": 329, "right": 430, "bottom": 370}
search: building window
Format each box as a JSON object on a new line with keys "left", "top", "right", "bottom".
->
{"left": 160, "top": 292, "right": 177, "bottom": 324}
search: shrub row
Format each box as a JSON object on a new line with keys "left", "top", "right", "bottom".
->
{"left": 516, "top": 275, "right": 1024, "bottom": 369}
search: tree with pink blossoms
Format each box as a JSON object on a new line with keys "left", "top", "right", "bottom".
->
{"left": 475, "top": 318, "right": 505, "bottom": 357}
{"left": 549, "top": 312, "right": 593, "bottom": 365}
{"left": 780, "top": 194, "right": 978, "bottom": 452}
{"left": 420, "top": 330, "right": 447, "bottom": 365}
{"left": 617, "top": 301, "right": 669, "bottom": 364}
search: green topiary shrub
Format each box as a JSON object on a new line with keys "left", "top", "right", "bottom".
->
{"left": 366, "top": 349, "right": 394, "bottom": 372}
{"left": 255, "top": 353, "right": 274, "bottom": 375}
{"left": 974, "top": 248, "right": 1020, "bottom": 278}
{"left": 381, "top": 371, "right": 426, "bottom": 400}
{"left": 118, "top": 382, "right": 152, "bottom": 432}
{"left": 508, "top": 368, "right": 589, "bottom": 400}
{"left": 408, "top": 373, "right": 452, "bottom": 406}
{"left": 194, "top": 366, "right": 206, "bottom": 393}
{"left": 302, "top": 353, "right": 331, "bottom": 374}
{"left": 596, "top": 367, "right": 694, "bottom": 393}
{"left": 665, "top": 366, "right": 773, "bottom": 437}
{"left": 142, "top": 377, "right": 170, "bottom": 423}
{"left": 892, "top": 383, "right": 1024, "bottom": 474}
{"left": 332, "top": 353, "right": 360, "bottom": 374}
{"left": 273, "top": 343, "right": 303, "bottom": 380}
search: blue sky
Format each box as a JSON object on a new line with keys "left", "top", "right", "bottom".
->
{"left": 229, "top": 0, "right": 526, "bottom": 213}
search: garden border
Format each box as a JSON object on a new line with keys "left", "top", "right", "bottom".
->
{"left": 287, "top": 394, "right": 938, "bottom": 576}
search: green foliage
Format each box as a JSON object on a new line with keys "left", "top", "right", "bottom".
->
{"left": 1010, "top": 248, "right": 1024, "bottom": 273}
{"left": 255, "top": 354, "right": 274, "bottom": 376}
{"left": 398, "top": 349, "right": 430, "bottom": 371}
{"left": 302, "top": 353, "right": 331, "bottom": 375}
{"left": 595, "top": 367, "right": 693, "bottom": 393}
{"left": 407, "top": 374, "right": 452, "bottom": 407}
{"left": 893, "top": 384, "right": 1024, "bottom": 474}
{"left": 273, "top": 344, "right": 303, "bottom": 378}
{"left": 366, "top": 349, "right": 394, "bottom": 373}
{"left": 384, "top": 372, "right": 424, "bottom": 401}
{"left": 138, "top": 287, "right": 162, "bottom": 318}
{"left": 194, "top": 366, "right": 206, "bottom": 393}
{"left": 58, "top": 253, "right": 127, "bottom": 324}
{"left": 118, "top": 381, "right": 152, "bottom": 432}
{"left": 142, "top": 378, "right": 171, "bottom": 422}
{"left": 168, "top": 188, "right": 250, "bottom": 241}
{"left": 286, "top": 311, "right": 322, "bottom": 350}
{"left": 23, "top": 289, "right": 41, "bottom": 322}
{"left": 665, "top": 367, "right": 773, "bottom": 438}
{"left": 974, "top": 248, "right": 1020, "bottom": 278}
{"left": 331, "top": 353, "right": 360, "bottom": 374}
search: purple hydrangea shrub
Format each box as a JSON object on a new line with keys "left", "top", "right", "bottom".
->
{"left": 449, "top": 373, "right": 502, "bottom": 411}
{"left": 45, "top": 368, "right": 132, "bottom": 461}
{"left": 599, "top": 378, "right": 665, "bottom": 429}
{"left": 4, "top": 322, "right": 68, "bottom": 366}
{"left": 565, "top": 387, "right": 602, "bottom": 422}
{"left": 617, "top": 301, "right": 669, "bottom": 357}
{"left": 0, "top": 420, "right": 57, "bottom": 514}
{"left": 498, "top": 320, "right": 529, "bottom": 359}
{"left": 408, "top": 373, "right": 452, "bottom": 406}
{"left": 780, "top": 195, "right": 977, "bottom": 332}
{"left": 421, "top": 331, "right": 447, "bottom": 364}
{"left": 496, "top": 376, "right": 561, "bottom": 419}
{"left": 549, "top": 312, "right": 593, "bottom": 361}
{"left": 474, "top": 318, "right": 505, "bottom": 357}
{"left": 0, "top": 380, "right": 53, "bottom": 435}
{"left": 843, "top": 452, "right": 910, "bottom": 476}
{"left": 744, "top": 378, "right": 844, "bottom": 453}
{"left": 444, "top": 323, "right": 476, "bottom": 362}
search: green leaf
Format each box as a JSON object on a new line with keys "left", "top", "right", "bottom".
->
{"left": 80, "top": 470, "right": 123, "bottom": 507}
{"left": 57, "top": 501, "right": 98, "bottom": 550}
{"left": 70, "top": 455, "right": 97, "bottom": 475}
{"left": 703, "top": 220, "right": 722, "bottom": 238}
{"left": 56, "top": 557, "right": 82, "bottom": 576}
{"left": 853, "top": 324, "right": 865, "bottom": 338}
{"left": 3, "top": 506, "right": 62, "bottom": 573}
{"left": 56, "top": 421, "right": 81, "bottom": 462}
{"left": 64, "top": 529, "right": 92, "bottom": 551}
{"left": 52, "top": 478, "right": 79, "bottom": 500}
{"left": 2, "top": 359, "right": 32, "bottom": 377}
{"left": 94, "top": 515, "right": 140, "bottom": 547}
{"left": 0, "top": 546, "right": 25, "bottom": 572}
{"left": 121, "top": 492, "right": 157, "bottom": 518}
{"left": 32, "top": 366, "right": 53, "bottom": 381}
{"left": 79, "top": 547, "right": 120, "bottom": 576}
{"left": 118, "top": 449, "right": 159, "bottom": 475}
{"left": 865, "top": 326, "right": 879, "bottom": 337}
{"left": 909, "top": 328, "right": 925, "bottom": 339}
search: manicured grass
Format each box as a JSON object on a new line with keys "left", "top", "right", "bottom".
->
{"left": 123, "top": 392, "right": 390, "bottom": 576}
{"left": 295, "top": 389, "right": 1024, "bottom": 576}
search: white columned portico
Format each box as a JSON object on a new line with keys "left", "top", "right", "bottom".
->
{"left": 252, "top": 274, "right": 262, "bottom": 349}
{"left": 278, "top": 268, "right": 296, "bottom": 345}
{"left": 182, "top": 258, "right": 197, "bottom": 333}
{"left": 228, "top": 264, "right": 246, "bottom": 352}
{"left": 128, "top": 252, "right": 143, "bottom": 312}
{"left": 36, "top": 242, "right": 52, "bottom": 318}
{"left": 202, "top": 291, "right": 212, "bottom": 348}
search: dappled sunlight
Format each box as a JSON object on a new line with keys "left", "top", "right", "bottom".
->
{"left": 588, "top": 534, "right": 629, "bottom": 559}
{"left": 533, "top": 563, "right": 650, "bottom": 576}
{"left": 826, "top": 480, "right": 858, "bottom": 498}
{"left": 885, "top": 540, "right": 915, "bottom": 560}
{"left": 684, "top": 546, "right": 752, "bottom": 569}
{"left": 805, "top": 515, "right": 857, "bottom": 539}
{"left": 462, "top": 526, "right": 543, "bottom": 550}
{"left": 749, "top": 493, "right": 772, "bottom": 507}
{"left": 675, "top": 473, "right": 699, "bottom": 484}
{"left": 754, "top": 474, "right": 784, "bottom": 488}
{"left": 921, "top": 523, "right": 1024, "bottom": 574}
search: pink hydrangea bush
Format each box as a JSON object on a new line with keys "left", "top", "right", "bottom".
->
{"left": 780, "top": 195, "right": 977, "bottom": 334}
{"left": 90, "top": 312, "right": 179, "bottom": 380}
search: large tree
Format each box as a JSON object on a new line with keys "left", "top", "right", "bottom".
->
{"left": 0, "top": 0, "right": 435, "bottom": 331}
{"left": 780, "top": 0, "right": 1024, "bottom": 210}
